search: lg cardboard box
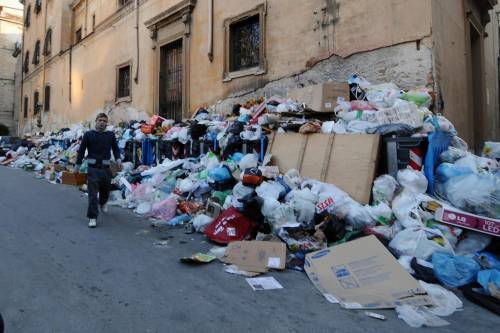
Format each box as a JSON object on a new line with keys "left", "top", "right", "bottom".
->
{"left": 288, "top": 83, "right": 350, "bottom": 112}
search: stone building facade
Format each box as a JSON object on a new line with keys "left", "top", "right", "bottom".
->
{"left": 18, "top": 0, "right": 499, "bottom": 149}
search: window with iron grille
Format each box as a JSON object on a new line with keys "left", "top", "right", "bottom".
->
{"left": 25, "top": 5, "right": 31, "bottom": 28}
{"left": 24, "top": 51, "right": 30, "bottom": 73}
{"left": 117, "top": 64, "right": 131, "bottom": 99}
{"left": 35, "top": 0, "right": 42, "bottom": 14}
{"left": 229, "top": 15, "right": 260, "bottom": 72}
{"left": 75, "top": 28, "right": 82, "bottom": 44}
{"left": 44, "top": 85, "right": 51, "bottom": 112}
{"left": 44, "top": 29, "right": 52, "bottom": 56}
{"left": 23, "top": 96, "right": 28, "bottom": 118}
{"left": 223, "top": 5, "right": 266, "bottom": 81}
{"left": 33, "top": 40, "right": 40, "bottom": 65}
{"left": 33, "top": 91, "right": 40, "bottom": 115}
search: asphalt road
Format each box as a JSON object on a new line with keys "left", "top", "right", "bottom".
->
{"left": 0, "top": 166, "right": 499, "bottom": 333}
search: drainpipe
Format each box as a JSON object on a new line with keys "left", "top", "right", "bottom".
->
{"left": 39, "top": 0, "right": 49, "bottom": 130}
{"left": 19, "top": 7, "right": 25, "bottom": 136}
{"left": 69, "top": 45, "right": 72, "bottom": 104}
{"left": 208, "top": 0, "right": 213, "bottom": 62}
{"left": 134, "top": 0, "right": 139, "bottom": 83}
{"left": 497, "top": 11, "right": 500, "bottom": 139}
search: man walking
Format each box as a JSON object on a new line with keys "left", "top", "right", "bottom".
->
{"left": 75, "top": 113, "right": 121, "bottom": 228}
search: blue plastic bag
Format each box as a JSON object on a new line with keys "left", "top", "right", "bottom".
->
{"left": 208, "top": 166, "right": 232, "bottom": 182}
{"left": 432, "top": 252, "right": 481, "bottom": 288}
{"left": 477, "top": 269, "right": 500, "bottom": 296}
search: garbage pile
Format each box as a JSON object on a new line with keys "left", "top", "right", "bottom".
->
{"left": 1, "top": 74, "right": 499, "bottom": 326}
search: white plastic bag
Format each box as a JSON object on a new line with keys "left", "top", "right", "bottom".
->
{"left": 391, "top": 191, "right": 424, "bottom": 228}
{"left": 389, "top": 227, "right": 454, "bottom": 260}
{"left": 238, "top": 154, "right": 259, "bottom": 171}
{"left": 419, "top": 281, "right": 463, "bottom": 317}
{"left": 397, "top": 169, "right": 428, "bottom": 194}
{"left": 178, "top": 178, "right": 196, "bottom": 193}
{"left": 256, "top": 181, "right": 284, "bottom": 200}
{"left": 192, "top": 214, "right": 214, "bottom": 232}
{"left": 135, "top": 202, "right": 152, "bottom": 215}
{"left": 372, "top": 174, "right": 398, "bottom": 204}
{"left": 232, "top": 182, "right": 254, "bottom": 200}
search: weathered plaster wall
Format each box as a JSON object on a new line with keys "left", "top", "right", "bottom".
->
{"left": 211, "top": 41, "right": 433, "bottom": 113}
{"left": 0, "top": 3, "right": 22, "bottom": 134}
{"left": 483, "top": 4, "right": 500, "bottom": 142}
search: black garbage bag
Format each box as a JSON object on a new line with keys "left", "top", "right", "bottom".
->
{"left": 410, "top": 257, "right": 440, "bottom": 284}
{"left": 190, "top": 123, "right": 208, "bottom": 140}
{"left": 238, "top": 192, "right": 272, "bottom": 234}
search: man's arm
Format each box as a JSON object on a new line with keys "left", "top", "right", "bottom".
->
{"left": 75, "top": 132, "right": 89, "bottom": 166}
{"left": 111, "top": 133, "right": 121, "bottom": 163}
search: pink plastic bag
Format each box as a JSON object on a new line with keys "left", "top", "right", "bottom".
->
{"left": 151, "top": 196, "right": 178, "bottom": 221}
{"left": 350, "top": 100, "right": 374, "bottom": 111}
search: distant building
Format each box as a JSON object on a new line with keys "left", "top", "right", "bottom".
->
{"left": 18, "top": 0, "right": 499, "bottom": 149}
{"left": 0, "top": 0, "right": 22, "bottom": 135}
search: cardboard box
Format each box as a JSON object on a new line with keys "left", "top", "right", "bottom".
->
{"left": 288, "top": 83, "right": 350, "bottom": 112}
{"left": 304, "top": 235, "right": 432, "bottom": 309}
{"left": 222, "top": 241, "right": 287, "bottom": 273}
{"left": 435, "top": 202, "right": 500, "bottom": 237}
{"left": 61, "top": 172, "right": 87, "bottom": 186}
{"left": 268, "top": 133, "right": 380, "bottom": 204}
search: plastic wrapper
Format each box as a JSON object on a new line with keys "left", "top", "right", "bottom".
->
{"left": 365, "top": 82, "right": 401, "bottom": 109}
{"left": 321, "top": 121, "right": 347, "bottom": 134}
{"left": 455, "top": 232, "right": 492, "bottom": 256}
{"left": 432, "top": 252, "right": 481, "bottom": 288}
{"left": 372, "top": 174, "right": 398, "bottom": 204}
{"left": 440, "top": 173, "right": 500, "bottom": 219}
{"left": 400, "top": 88, "right": 432, "bottom": 108}
{"left": 389, "top": 227, "right": 454, "bottom": 260}
{"left": 396, "top": 305, "right": 450, "bottom": 328}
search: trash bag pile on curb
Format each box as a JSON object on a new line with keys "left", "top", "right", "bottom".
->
{"left": 1, "top": 74, "right": 499, "bottom": 326}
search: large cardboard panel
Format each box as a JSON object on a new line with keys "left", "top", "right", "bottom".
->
{"left": 269, "top": 133, "right": 380, "bottom": 204}
{"left": 222, "top": 241, "right": 287, "bottom": 273}
{"left": 325, "top": 134, "right": 380, "bottom": 204}
{"left": 304, "top": 235, "right": 432, "bottom": 309}
{"left": 269, "top": 133, "right": 305, "bottom": 172}
{"left": 301, "top": 134, "right": 334, "bottom": 180}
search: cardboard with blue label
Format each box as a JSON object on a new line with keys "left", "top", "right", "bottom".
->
{"left": 304, "top": 235, "right": 433, "bottom": 309}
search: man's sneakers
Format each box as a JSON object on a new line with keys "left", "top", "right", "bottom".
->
{"left": 100, "top": 203, "right": 109, "bottom": 213}
{"left": 88, "top": 219, "right": 97, "bottom": 228}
